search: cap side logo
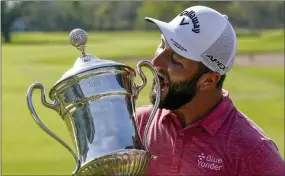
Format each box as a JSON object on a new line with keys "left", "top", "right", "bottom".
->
{"left": 171, "top": 38, "right": 187, "bottom": 52}
{"left": 205, "top": 54, "right": 228, "bottom": 71}
{"left": 179, "top": 10, "right": 200, "bottom": 33}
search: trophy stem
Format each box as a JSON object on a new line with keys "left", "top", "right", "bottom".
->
{"left": 77, "top": 45, "right": 86, "bottom": 56}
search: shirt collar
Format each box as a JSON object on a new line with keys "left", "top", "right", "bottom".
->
{"left": 161, "top": 89, "right": 234, "bottom": 136}
{"left": 199, "top": 90, "right": 234, "bottom": 136}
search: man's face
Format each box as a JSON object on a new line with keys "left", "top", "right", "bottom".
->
{"left": 150, "top": 35, "right": 206, "bottom": 110}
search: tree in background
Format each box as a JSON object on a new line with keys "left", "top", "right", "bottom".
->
{"left": 1, "top": 1, "right": 284, "bottom": 43}
{"left": 1, "top": 1, "right": 31, "bottom": 43}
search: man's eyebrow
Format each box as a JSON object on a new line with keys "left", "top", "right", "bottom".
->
{"left": 173, "top": 52, "right": 184, "bottom": 59}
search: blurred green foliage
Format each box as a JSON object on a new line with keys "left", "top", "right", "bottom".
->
{"left": 2, "top": 1, "right": 284, "bottom": 42}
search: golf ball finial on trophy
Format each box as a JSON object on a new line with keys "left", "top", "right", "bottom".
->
{"left": 69, "top": 28, "right": 87, "bottom": 56}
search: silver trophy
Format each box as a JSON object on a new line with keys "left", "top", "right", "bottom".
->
{"left": 26, "top": 28, "right": 161, "bottom": 176}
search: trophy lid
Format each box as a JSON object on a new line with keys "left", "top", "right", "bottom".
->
{"left": 55, "top": 28, "right": 127, "bottom": 84}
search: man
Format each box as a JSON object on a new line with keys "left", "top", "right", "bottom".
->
{"left": 135, "top": 5, "right": 284, "bottom": 176}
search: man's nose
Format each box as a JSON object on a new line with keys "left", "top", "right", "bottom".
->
{"left": 151, "top": 50, "right": 168, "bottom": 69}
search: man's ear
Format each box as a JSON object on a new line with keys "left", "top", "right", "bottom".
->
{"left": 198, "top": 72, "right": 221, "bottom": 90}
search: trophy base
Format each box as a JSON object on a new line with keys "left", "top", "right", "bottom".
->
{"left": 76, "top": 149, "right": 152, "bottom": 176}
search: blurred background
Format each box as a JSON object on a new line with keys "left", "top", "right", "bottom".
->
{"left": 2, "top": 1, "right": 284, "bottom": 175}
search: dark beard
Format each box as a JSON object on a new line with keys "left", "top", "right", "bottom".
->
{"left": 149, "top": 72, "right": 204, "bottom": 110}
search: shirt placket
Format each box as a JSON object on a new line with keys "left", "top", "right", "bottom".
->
{"left": 170, "top": 130, "right": 185, "bottom": 173}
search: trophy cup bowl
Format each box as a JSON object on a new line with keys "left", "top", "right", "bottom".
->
{"left": 26, "top": 29, "right": 161, "bottom": 176}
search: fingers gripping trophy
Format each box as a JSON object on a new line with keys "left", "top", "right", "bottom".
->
{"left": 26, "top": 29, "right": 161, "bottom": 176}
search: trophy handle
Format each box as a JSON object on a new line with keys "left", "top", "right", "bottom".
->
{"left": 26, "top": 82, "right": 80, "bottom": 175}
{"left": 135, "top": 60, "right": 161, "bottom": 153}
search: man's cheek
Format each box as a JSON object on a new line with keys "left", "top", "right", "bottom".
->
{"left": 168, "top": 71, "right": 186, "bottom": 83}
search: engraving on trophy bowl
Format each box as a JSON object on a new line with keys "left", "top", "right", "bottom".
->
{"left": 87, "top": 78, "right": 100, "bottom": 89}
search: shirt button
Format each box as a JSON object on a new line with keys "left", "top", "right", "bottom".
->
{"left": 175, "top": 149, "right": 180, "bottom": 153}
{"left": 180, "top": 132, "right": 184, "bottom": 136}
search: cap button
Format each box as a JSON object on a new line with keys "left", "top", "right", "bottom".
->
{"left": 223, "top": 15, "right": 228, "bottom": 20}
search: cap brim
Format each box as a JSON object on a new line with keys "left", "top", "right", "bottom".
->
{"left": 145, "top": 17, "right": 200, "bottom": 61}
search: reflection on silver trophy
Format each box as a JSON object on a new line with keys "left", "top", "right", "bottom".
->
{"left": 26, "top": 28, "right": 161, "bottom": 176}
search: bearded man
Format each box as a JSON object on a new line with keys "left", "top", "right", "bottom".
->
{"left": 135, "top": 5, "right": 284, "bottom": 176}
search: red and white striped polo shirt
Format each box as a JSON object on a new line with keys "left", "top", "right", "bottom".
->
{"left": 135, "top": 90, "right": 284, "bottom": 176}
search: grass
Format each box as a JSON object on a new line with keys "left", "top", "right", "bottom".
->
{"left": 3, "top": 29, "right": 284, "bottom": 59}
{"left": 2, "top": 30, "right": 284, "bottom": 175}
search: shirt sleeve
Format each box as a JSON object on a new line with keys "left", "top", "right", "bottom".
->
{"left": 238, "top": 140, "right": 284, "bottom": 176}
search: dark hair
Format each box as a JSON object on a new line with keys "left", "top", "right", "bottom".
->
{"left": 197, "top": 63, "right": 226, "bottom": 89}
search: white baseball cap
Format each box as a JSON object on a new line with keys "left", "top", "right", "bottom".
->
{"left": 145, "top": 5, "right": 237, "bottom": 75}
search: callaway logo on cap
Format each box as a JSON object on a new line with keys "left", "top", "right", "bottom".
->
{"left": 145, "top": 5, "right": 237, "bottom": 75}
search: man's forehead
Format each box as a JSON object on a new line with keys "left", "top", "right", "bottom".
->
{"left": 159, "top": 34, "right": 197, "bottom": 64}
